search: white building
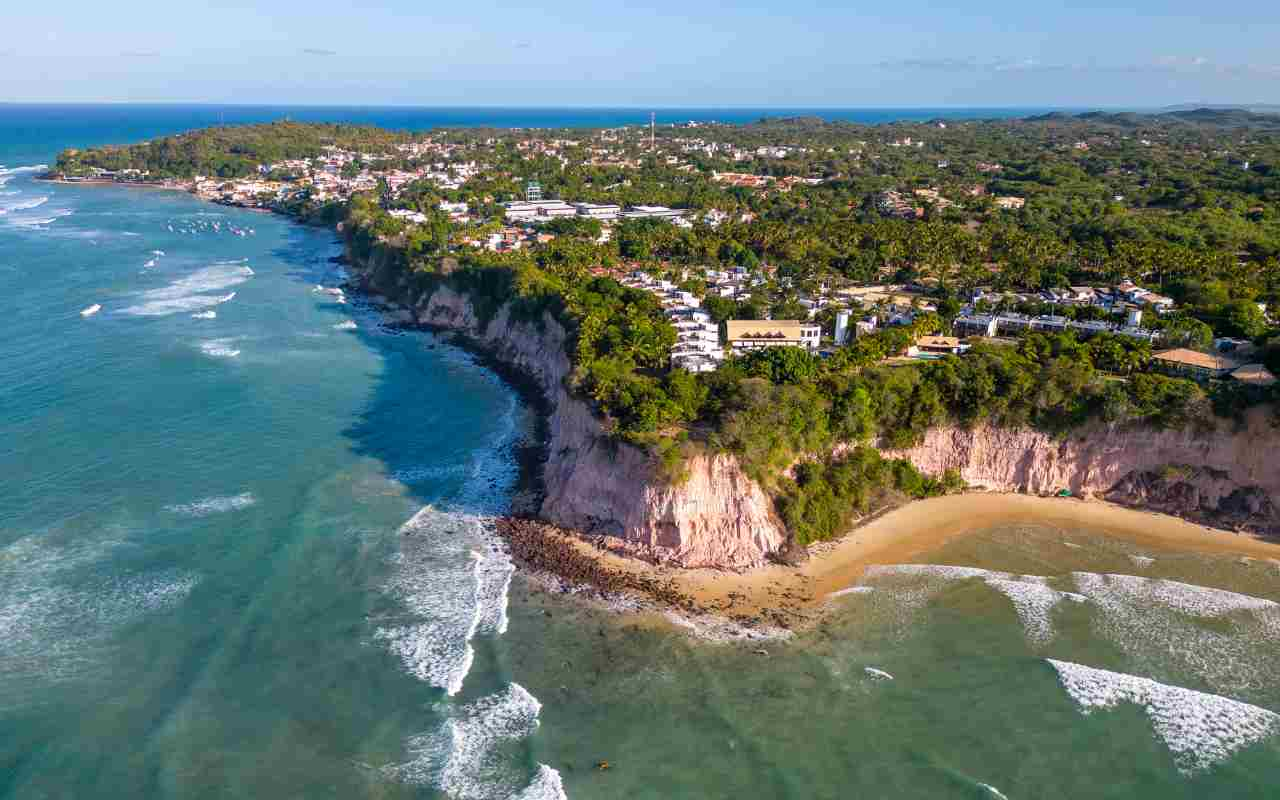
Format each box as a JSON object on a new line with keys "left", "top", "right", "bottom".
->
{"left": 620, "top": 205, "right": 688, "bottom": 221}
{"left": 573, "top": 202, "right": 621, "bottom": 220}
{"left": 502, "top": 200, "right": 578, "bottom": 221}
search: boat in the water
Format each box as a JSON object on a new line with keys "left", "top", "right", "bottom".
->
{"left": 80, "top": 304, "right": 102, "bottom": 317}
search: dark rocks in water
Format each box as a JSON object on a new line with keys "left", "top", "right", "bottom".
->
{"left": 493, "top": 517, "right": 692, "bottom": 608}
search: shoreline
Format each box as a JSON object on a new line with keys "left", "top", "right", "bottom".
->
{"left": 63, "top": 175, "right": 1280, "bottom": 636}
{"left": 494, "top": 493, "right": 1280, "bottom": 633}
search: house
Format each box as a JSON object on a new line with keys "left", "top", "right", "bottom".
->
{"left": 908, "top": 336, "right": 969, "bottom": 357}
{"left": 726, "top": 320, "right": 821, "bottom": 353}
{"left": 1151, "top": 348, "right": 1241, "bottom": 380}
{"left": 1230, "top": 363, "right": 1277, "bottom": 387}
{"left": 993, "top": 196, "right": 1026, "bottom": 210}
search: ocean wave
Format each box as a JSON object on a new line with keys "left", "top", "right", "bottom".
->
{"left": 333, "top": 320, "right": 358, "bottom": 331}
{"left": 191, "top": 310, "right": 217, "bottom": 320}
{"left": 374, "top": 508, "right": 514, "bottom": 695}
{"left": 386, "top": 683, "right": 563, "bottom": 800}
{"left": 0, "top": 196, "right": 49, "bottom": 215}
{"left": 0, "top": 164, "right": 48, "bottom": 176}
{"left": 1070, "top": 572, "right": 1280, "bottom": 697}
{"left": 859, "top": 565, "right": 1086, "bottom": 646}
{"left": 199, "top": 338, "right": 241, "bottom": 358}
{"left": 0, "top": 533, "right": 197, "bottom": 702}
{"left": 984, "top": 578, "right": 1086, "bottom": 647}
{"left": 1048, "top": 659, "right": 1280, "bottom": 774}
{"left": 164, "top": 492, "right": 257, "bottom": 517}
{"left": 117, "top": 262, "right": 251, "bottom": 317}
{"left": 979, "top": 783, "right": 1010, "bottom": 800}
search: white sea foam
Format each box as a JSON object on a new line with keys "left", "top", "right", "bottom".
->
{"left": 0, "top": 195, "right": 49, "bottom": 214}
{"left": 664, "top": 609, "right": 794, "bottom": 642}
{"left": 827, "top": 585, "right": 875, "bottom": 599}
{"left": 864, "top": 667, "right": 894, "bottom": 680}
{"left": 375, "top": 508, "right": 515, "bottom": 695}
{"left": 984, "top": 578, "right": 1086, "bottom": 646}
{"left": 860, "top": 565, "right": 1089, "bottom": 645}
{"left": 117, "top": 262, "right": 251, "bottom": 317}
{"left": 1070, "top": 572, "right": 1280, "bottom": 696}
{"left": 387, "top": 683, "right": 562, "bottom": 799}
{"left": 512, "top": 764, "right": 569, "bottom": 800}
{"left": 191, "top": 310, "right": 217, "bottom": 320}
{"left": 333, "top": 320, "right": 358, "bottom": 330}
{"left": 164, "top": 492, "right": 256, "bottom": 517}
{"left": 1048, "top": 659, "right": 1280, "bottom": 774}
{"left": 0, "top": 533, "right": 198, "bottom": 701}
{"left": 1073, "top": 573, "right": 1277, "bottom": 617}
{"left": 199, "top": 338, "right": 241, "bottom": 358}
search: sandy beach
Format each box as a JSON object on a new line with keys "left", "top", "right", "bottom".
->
{"left": 513, "top": 493, "right": 1280, "bottom": 628}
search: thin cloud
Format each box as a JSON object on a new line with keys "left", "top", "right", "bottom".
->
{"left": 515, "top": 41, "right": 532, "bottom": 49}
{"left": 301, "top": 48, "right": 338, "bottom": 57}
{"left": 121, "top": 50, "right": 161, "bottom": 57}
{"left": 877, "top": 55, "right": 1280, "bottom": 78}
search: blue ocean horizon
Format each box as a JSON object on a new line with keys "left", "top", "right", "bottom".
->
{"left": 0, "top": 102, "right": 1091, "bottom": 165}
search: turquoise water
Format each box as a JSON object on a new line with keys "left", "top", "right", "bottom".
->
{"left": 4, "top": 109, "right": 1280, "bottom": 799}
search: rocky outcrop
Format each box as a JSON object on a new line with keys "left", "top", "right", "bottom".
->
{"left": 885, "top": 413, "right": 1280, "bottom": 532}
{"left": 350, "top": 261, "right": 787, "bottom": 569}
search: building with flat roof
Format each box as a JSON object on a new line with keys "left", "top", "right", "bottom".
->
{"left": 573, "top": 202, "right": 621, "bottom": 220}
{"left": 502, "top": 200, "right": 578, "bottom": 221}
{"left": 726, "top": 319, "right": 821, "bottom": 353}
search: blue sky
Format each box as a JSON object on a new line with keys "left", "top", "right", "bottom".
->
{"left": 2, "top": 0, "right": 1278, "bottom": 106}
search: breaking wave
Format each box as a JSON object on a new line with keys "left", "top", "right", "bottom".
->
{"left": 117, "top": 262, "right": 252, "bottom": 317}
{"left": 373, "top": 509, "right": 514, "bottom": 695}
{"left": 0, "top": 196, "right": 49, "bottom": 214}
{"left": 1048, "top": 659, "right": 1280, "bottom": 774}
{"left": 1070, "top": 572, "right": 1280, "bottom": 697}
{"left": 385, "top": 683, "right": 563, "bottom": 800}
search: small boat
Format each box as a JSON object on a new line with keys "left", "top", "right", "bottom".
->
{"left": 80, "top": 304, "right": 102, "bottom": 317}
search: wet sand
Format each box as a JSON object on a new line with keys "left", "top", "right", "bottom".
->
{"left": 509, "top": 494, "right": 1280, "bottom": 629}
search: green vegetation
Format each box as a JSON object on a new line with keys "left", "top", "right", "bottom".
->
{"left": 53, "top": 111, "right": 1280, "bottom": 545}
{"left": 55, "top": 121, "right": 412, "bottom": 179}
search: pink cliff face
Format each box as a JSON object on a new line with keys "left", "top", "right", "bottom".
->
{"left": 884, "top": 417, "right": 1279, "bottom": 526}
{"left": 355, "top": 251, "right": 1278, "bottom": 567}
{"left": 418, "top": 286, "right": 787, "bottom": 570}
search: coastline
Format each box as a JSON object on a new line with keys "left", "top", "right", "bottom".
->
{"left": 63, "top": 176, "right": 1280, "bottom": 637}
{"left": 493, "top": 492, "right": 1280, "bottom": 633}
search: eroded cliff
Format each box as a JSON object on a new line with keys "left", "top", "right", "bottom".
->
{"left": 885, "top": 413, "right": 1280, "bottom": 532}
{"left": 350, "top": 259, "right": 787, "bottom": 569}
{"left": 348, "top": 248, "right": 1278, "bottom": 567}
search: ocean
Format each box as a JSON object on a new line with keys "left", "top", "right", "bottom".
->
{"left": 2, "top": 105, "right": 1279, "bottom": 799}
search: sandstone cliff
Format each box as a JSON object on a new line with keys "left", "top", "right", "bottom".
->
{"left": 885, "top": 413, "right": 1280, "bottom": 532}
{"left": 347, "top": 247, "right": 1278, "bottom": 566}
{"left": 349, "top": 259, "right": 787, "bottom": 569}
